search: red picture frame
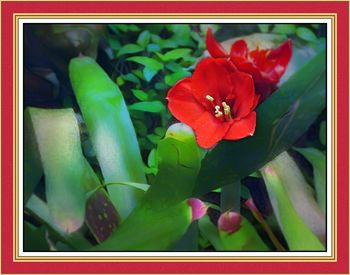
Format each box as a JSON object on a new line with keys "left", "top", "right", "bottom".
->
{"left": 1, "top": 1, "right": 349, "bottom": 274}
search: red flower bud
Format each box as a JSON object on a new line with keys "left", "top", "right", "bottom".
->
{"left": 218, "top": 211, "right": 242, "bottom": 234}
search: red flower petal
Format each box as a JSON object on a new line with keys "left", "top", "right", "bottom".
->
{"left": 206, "top": 28, "right": 228, "bottom": 58}
{"left": 224, "top": 112, "right": 256, "bottom": 140}
{"left": 192, "top": 111, "right": 230, "bottom": 149}
{"left": 229, "top": 72, "right": 255, "bottom": 118}
{"left": 167, "top": 77, "right": 206, "bottom": 126}
{"left": 192, "top": 58, "right": 233, "bottom": 105}
{"left": 230, "top": 39, "right": 249, "bottom": 60}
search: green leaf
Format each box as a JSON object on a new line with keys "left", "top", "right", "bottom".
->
{"left": 272, "top": 24, "right": 296, "bottom": 35}
{"left": 137, "top": 30, "right": 151, "bottom": 48}
{"left": 319, "top": 121, "right": 326, "bottom": 146}
{"left": 165, "top": 70, "right": 191, "bottom": 86}
{"left": 296, "top": 27, "right": 317, "bottom": 42}
{"left": 127, "top": 56, "right": 163, "bottom": 71}
{"left": 143, "top": 67, "right": 158, "bottom": 82}
{"left": 131, "top": 89, "right": 149, "bottom": 101}
{"left": 92, "top": 200, "right": 192, "bottom": 251}
{"left": 219, "top": 218, "right": 269, "bottom": 251}
{"left": 69, "top": 56, "right": 146, "bottom": 220}
{"left": 122, "top": 73, "right": 140, "bottom": 85}
{"left": 294, "top": 147, "right": 326, "bottom": 212}
{"left": 147, "top": 43, "right": 161, "bottom": 53}
{"left": 258, "top": 24, "right": 271, "bottom": 33}
{"left": 117, "top": 44, "right": 143, "bottom": 57}
{"left": 24, "top": 223, "right": 50, "bottom": 251}
{"left": 25, "top": 108, "right": 86, "bottom": 234}
{"left": 194, "top": 50, "right": 326, "bottom": 196}
{"left": 143, "top": 123, "right": 202, "bottom": 207}
{"left": 92, "top": 124, "right": 201, "bottom": 251}
{"left": 158, "top": 48, "right": 192, "bottom": 62}
{"left": 198, "top": 215, "right": 225, "bottom": 250}
{"left": 261, "top": 157, "right": 325, "bottom": 250}
{"left": 128, "top": 101, "right": 165, "bottom": 113}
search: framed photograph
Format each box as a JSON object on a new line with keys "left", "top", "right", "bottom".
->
{"left": 1, "top": 0, "right": 349, "bottom": 274}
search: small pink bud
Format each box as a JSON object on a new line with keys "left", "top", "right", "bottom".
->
{"left": 218, "top": 211, "right": 242, "bottom": 233}
{"left": 245, "top": 197, "right": 258, "bottom": 212}
{"left": 188, "top": 198, "right": 207, "bottom": 222}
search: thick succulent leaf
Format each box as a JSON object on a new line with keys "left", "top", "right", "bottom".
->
{"left": 294, "top": 147, "right": 326, "bottom": 212}
{"left": 26, "top": 195, "right": 92, "bottom": 250}
{"left": 69, "top": 56, "right": 146, "bottom": 220}
{"left": 261, "top": 153, "right": 325, "bottom": 251}
{"left": 93, "top": 124, "right": 201, "bottom": 251}
{"left": 25, "top": 108, "right": 86, "bottom": 234}
{"left": 198, "top": 215, "right": 225, "bottom": 250}
{"left": 194, "top": 50, "right": 326, "bottom": 195}
{"left": 262, "top": 151, "right": 325, "bottom": 243}
{"left": 93, "top": 200, "right": 192, "bottom": 251}
{"left": 219, "top": 218, "right": 269, "bottom": 251}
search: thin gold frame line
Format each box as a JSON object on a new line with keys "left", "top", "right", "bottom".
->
{"left": 14, "top": 14, "right": 336, "bottom": 262}
{"left": 1, "top": 0, "right": 349, "bottom": 2}
{"left": 14, "top": 13, "right": 337, "bottom": 17}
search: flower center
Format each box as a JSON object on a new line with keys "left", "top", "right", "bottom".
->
{"left": 206, "top": 95, "right": 232, "bottom": 121}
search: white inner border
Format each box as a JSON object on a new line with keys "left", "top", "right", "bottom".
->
{"left": 18, "top": 18, "right": 333, "bottom": 258}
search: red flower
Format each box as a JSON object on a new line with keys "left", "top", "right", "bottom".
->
{"left": 206, "top": 28, "right": 292, "bottom": 103}
{"left": 167, "top": 58, "right": 259, "bottom": 149}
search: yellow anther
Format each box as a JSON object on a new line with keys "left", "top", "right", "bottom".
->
{"left": 206, "top": 95, "right": 214, "bottom": 102}
{"left": 215, "top": 111, "right": 223, "bottom": 117}
{"left": 214, "top": 105, "right": 223, "bottom": 117}
{"left": 222, "top": 102, "right": 232, "bottom": 120}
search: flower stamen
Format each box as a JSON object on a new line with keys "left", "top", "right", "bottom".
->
{"left": 206, "top": 95, "right": 214, "bottom": 102}
{"left": 214, "top": 105, "right": 223, "bottom": 117}
{"left": 222, "top": 102, "right": 232, "bottom": 120}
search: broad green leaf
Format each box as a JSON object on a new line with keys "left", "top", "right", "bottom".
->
{"left": 198, "top": 215, "right": 225, "bottom": 250}
{"left": 122, "top": 73, "right": 140, "bottom": 85}
{"left": 194, "top": 50, "right": 326, "bottom": 196}
{"left": 294, "top": 147, "right": 326, "bottom": 212}
{"left": 143, "top": 67, "right": 158, "bottom": 82}
{"left": 219, "top": 218, "right": 269, "bottom": 251}
{"left": 158, "top": 48, "right": 192, "bottom": 62}
{"left": 117, "top": 44, "right": 143, "bottom": 57}
{"left": 25, "top": 108, "right": 86, "bottom": 233}
{"left": 131, "top": 89, "right": 149, "bottom": 101}
{"left": 93, "top": 201, "right": 191, "bottom": 251}
{"left": 261, "top": 158, "right": 325, "bottom": 251}
{"left": 262, "top": 152, "right": 325, "bottom": 243}
{"left": 272, "top": 24, "right": 296, "bottom": 35}
{"left": 137, "top": 30, "right": 151, "bottom": 48}
{"left": 26, "top": 195, "right": 92, "bottom": 250}
{"left": 165, "top": 70, "right": 191, "bottom": 86}
{"left": 93, "top": 124, "right": 200, "bottom": 251}
{"left": 147, "top": 43, "right": 161, "bottom": 53}
{"left": 171, "top": 222, "right": 198, "bottom": 251}
{"left": 143, "top": 124, "right": 202, "bottom": 207}
{"left": 127, "top": 56, "right": 163, "bottom": 71}
{"left": 24, "top": 111, "right": 42, "bottom": 203}
{"left": 69, "top": 56, "right": 146, "bottom": 220}
{"left": 296, "top": 27, "right": 317, "bottom": 42}
{"left": 128, "top": 101, "right": 165, "bottom": 113}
